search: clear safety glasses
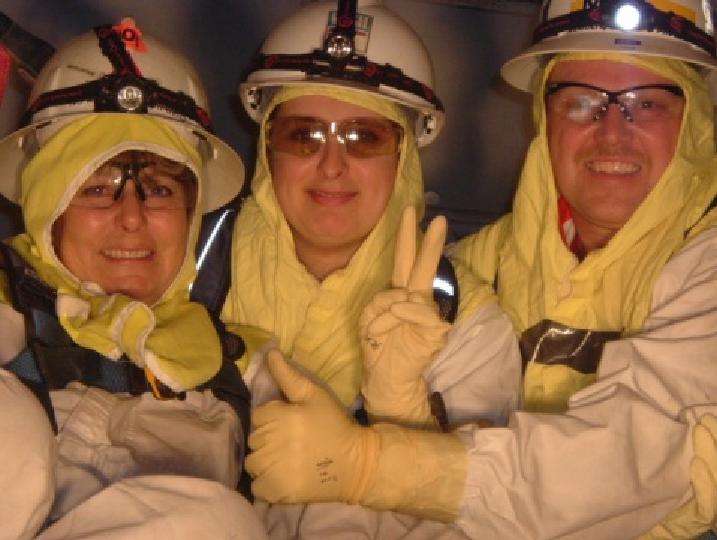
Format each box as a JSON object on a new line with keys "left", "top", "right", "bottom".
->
{"left": 70, "top": 157, "right": 192, "bottom": 210}
{"left": 545, "top": 82, "right": 685, "bottom": 124}
{"left": 267, "top": 116, "right": 403, "bottom": 158}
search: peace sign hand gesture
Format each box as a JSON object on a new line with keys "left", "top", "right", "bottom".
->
{"left": 359, "top": 206, "right": 451, "bottom": 427}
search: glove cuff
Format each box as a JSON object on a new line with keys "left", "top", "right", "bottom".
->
{"left": 360, "top": 423, "right": 468, "bottom": 522}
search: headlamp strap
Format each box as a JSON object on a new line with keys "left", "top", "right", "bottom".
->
{"left": 323, "top": 0, "right": 358, "bottom": 64}
{"left": 95, "top": 24, "right": 142, "bottom": 77}
{"left": 248, "top": 51, "right": 443, "bottom": 112}
{"left": 22, "top": 24, "right": 213, "bottom": 130}
{"left": 534, "top": 0, "right": 716, "bottom": 58}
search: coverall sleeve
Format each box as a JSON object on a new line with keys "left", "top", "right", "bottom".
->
{"left": 425, "top": 301, "right": 522, "bottom": 427}
{"left": 453, "top": 228, "right": 717, "bottom": 539}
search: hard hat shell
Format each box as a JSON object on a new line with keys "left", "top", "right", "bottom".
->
{"left": 239, "top": 0, "right": 444, "bottom": 146}
{"left": 501, "top": 0, "right": 717, "bottom": 98}
{"left": 0, "top": 19, "right": 244, "bottom": 213}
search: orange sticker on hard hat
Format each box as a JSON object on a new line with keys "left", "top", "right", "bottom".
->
{"left": 113, "top": 18, "right": 148, "bottom": 53}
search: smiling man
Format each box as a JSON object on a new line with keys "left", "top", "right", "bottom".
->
{"left": 545, "top": 60, "right": 685, "bottom": 252}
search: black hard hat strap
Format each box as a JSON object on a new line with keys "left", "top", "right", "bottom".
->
{"left": 534, "top": 0, "right": 716, "bottom": 58}
{"left": 249, "top": 51, "right": 443, "bottom": 112}
{"left": 94, "top": 24, "right": 142, "bottom": 77}
{"left": 331, "top": 0, "right": 358, "bottom": 45}
{"left": 22, "top": 24, "right": 213, "bottom": 131}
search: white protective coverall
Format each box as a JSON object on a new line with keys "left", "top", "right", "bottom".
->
{"left": 0, "top": 115, "right": 268, "bottom": 540}
{"left": 446, "top": 53, "right": 717, "bottom": 538}
{"left": 231, "top": 85, "right": 521, "bottom": 538}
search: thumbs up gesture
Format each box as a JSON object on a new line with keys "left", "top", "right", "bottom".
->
{"left": 359, "top": 206, "right": 451, "bottom": 426}
{"left": 246, "top": 349, "right": 380, "bottom": 504}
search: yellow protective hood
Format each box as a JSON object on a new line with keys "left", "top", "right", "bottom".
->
{"left": 456, "top": 53, "right": 717, "bottom": 410}
{"left": 2, "top": 114, "right": 223, "bottom": 391}
{"left": 222, "top": 85, "right": 425, "bottom": 406}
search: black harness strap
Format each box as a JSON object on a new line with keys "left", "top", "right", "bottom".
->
{"left": 0, "top": 243, "right": 253, "bottom": 499}
{"left": 434, "top": 255, "right": 459, "bottom": 324}
{"left": 685, "top": 192, "right": 717, "bottom": 239}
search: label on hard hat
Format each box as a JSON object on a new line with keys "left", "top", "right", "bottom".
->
{"left": 326, "top": 11, "right": 373, "bottom": 54}
{"left": 113, "top": 18, "right": 148, "bottom": 53}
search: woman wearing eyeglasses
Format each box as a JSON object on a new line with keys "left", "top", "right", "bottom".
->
{"left": 0, "top": 21, "right": 269, "bottom": 539}
{"left": 223, "top": 2, "right": 521, "bottom": 537}
{"left": 222, "top": 0, "right": 519, "bottom": 426}
{"left": 221, "top": 0, "right": 444, "bottom": 411}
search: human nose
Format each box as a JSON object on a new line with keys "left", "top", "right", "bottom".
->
{"left": 318, "top": 129, "right": 349, "bottom": 179}
{"left": 594, "top": 103, "right": 633, "bottom": 146}
{"left": 115, "top": 180, "right": 147, "bottom": 231}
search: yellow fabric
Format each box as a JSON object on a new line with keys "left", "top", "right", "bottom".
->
{"left": 455, "top": 52, "right": 717, "bottom": 414}
{"left": 640, "top": 414, "right": 717, "bottom": 539}
{"left": 225, "top": 323, "right": 275, "bottom": 374}
{"left": 2, "top": 114, "right": 224, "bottom": 391}
{"left": 222, "top": 84, "right": 426, "bottom": 406}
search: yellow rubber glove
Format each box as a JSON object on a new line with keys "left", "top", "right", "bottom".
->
{"left": 359, "top": 206, "right": 451, "bottom": 426}
{"left": 640, "top": 414, "right": 717, "bottom": 539}
{"left": 246, "top": 349, "right": 467, "bottom": 521}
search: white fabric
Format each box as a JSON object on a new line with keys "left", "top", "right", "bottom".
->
{"left": 452, "top": 227, "right": 717, "bottom": 539}
{"left": 426, "top": 301, "right": 521, "bottom": 427}
{"left": 0, "top": 302, "right": 25, "bottom": 364}
{"left": 0, "top": 369, "right": 55, "bottom": 540}
{"left": 37, "top": 475, "right": 268, "bottom": 540}
{"left": 0, "top": 311, "right": 268, "bottom": 538}
{"left": 48, "top": 384, "right": 242, "bottom": 520}
{"left": 254, "top": 501, "right": 471, "bottom": 540}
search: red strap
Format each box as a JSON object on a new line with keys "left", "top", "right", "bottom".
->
{"left": 0, "top": 44, "right": 11, "bottom": 107}
{"left": 557, "top": 196, "right": 587, "bottom": 261}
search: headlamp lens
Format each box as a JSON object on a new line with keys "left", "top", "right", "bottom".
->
{"left": 614, "top": 3, "right": 641, "bottom": 30}
{"left": 116, "top": 85, "right": 144, "bottom": 111}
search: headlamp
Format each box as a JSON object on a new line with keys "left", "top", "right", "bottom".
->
{"left": 325, "top": 33, "right": 354, "bottom": 59}
{"left": 22, "top": 24, "right": 214, "bottom": 131}
{"left": 533, "top": 0, "right": 716, "bottom": 58}
{"left": 116, "top": 84, "right": 144, "bottom": 112}
{"left": 614, "top": 3, "right": 641, "bottom": 30}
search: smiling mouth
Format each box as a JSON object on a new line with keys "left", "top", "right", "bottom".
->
{"left": 308, "top": 189, "right": 356, "bottom": 204}
{"left": 587, "top": 160, "right": 641, "bottom": 174}
{"left": 310, "top": 189, "right": 354, "bottom": 197}
{"left": 102, "top": 249, "right": 152, "bottom": 259}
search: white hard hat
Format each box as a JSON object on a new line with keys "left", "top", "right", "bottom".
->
{"left": 501, "top": 0, "right": 717, "bottom": 98}
{"left": 239, "top": 0, "right": 443, "bottom": 146}
{"left": 0, "top": 18, "right": 244, "bottom": 212}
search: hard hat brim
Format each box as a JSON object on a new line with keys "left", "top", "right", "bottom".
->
{"left": 501, "top": 30, "right": 717, "bottom": 99}
{"left": 239, "top": 78, "right": 445, "bottom": 147}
